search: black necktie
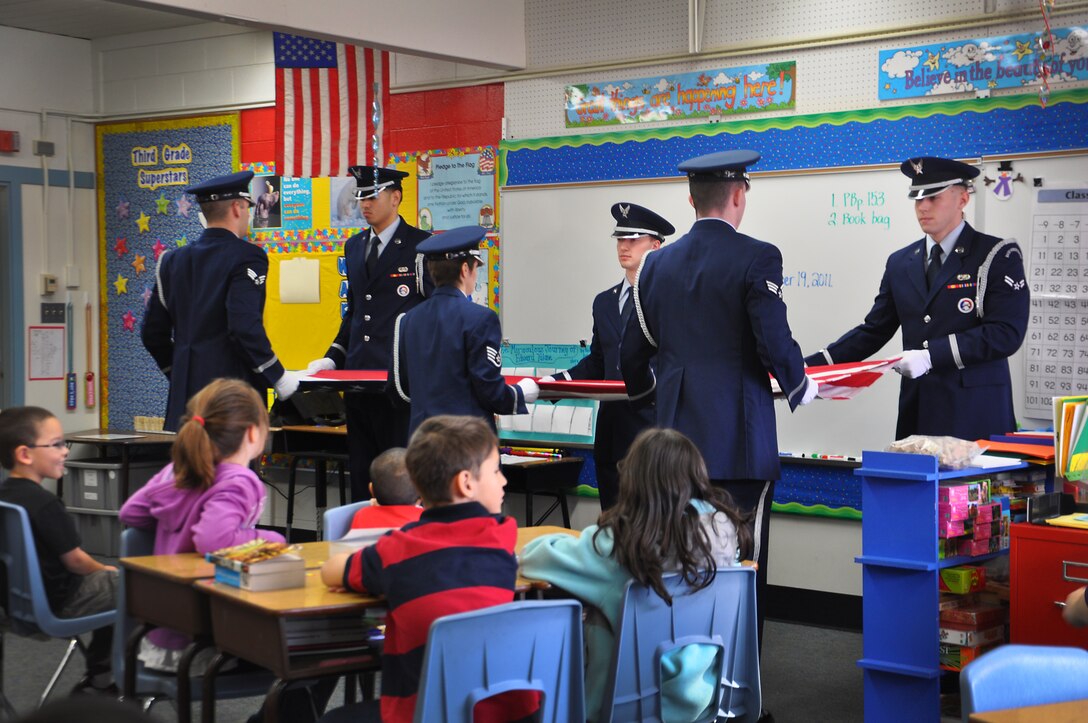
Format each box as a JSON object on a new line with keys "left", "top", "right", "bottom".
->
{"left": 365, "top": 236, "right": 380, "bottom": 277}
{"left": 926, "top": 244, "right": 944, "bottom": 290}
{"left": 620, "top": 289, "right": 633, "bottom": 328}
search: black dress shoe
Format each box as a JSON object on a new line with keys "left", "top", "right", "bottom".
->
{"left": 757, "top": 709, "right": 775, "bottom": 723}
{"left": 70, "top": 675, "right": 119, "bottom": 697}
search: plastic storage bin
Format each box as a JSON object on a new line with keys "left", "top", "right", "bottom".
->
{"left": 71, "top": 511, "right": 123, "bottom": 557}
{"left": 64, "top": 458, "right": 162, "bottom": 511}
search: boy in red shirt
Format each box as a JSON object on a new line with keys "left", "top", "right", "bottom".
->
{"left": 348, "top": 447, "right": 422, "bottom": 531}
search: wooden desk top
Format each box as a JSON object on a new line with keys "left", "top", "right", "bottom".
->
{"left": 969, "top": 698, "right": 1088, "bottom": 722}
{"left": 120, "top": 540, "right": 335, "bottom": 581}
{"left": 276, "top": 425, "right": 348, "bottom": 435}
{"left": 67, "top": 429, "right": 176, "bottom": 446}
{"left": 517, "top": 525, "right": 578, "bottom": 551}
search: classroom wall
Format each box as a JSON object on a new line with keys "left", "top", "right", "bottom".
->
{"left": 0, "top": 26, "right": 99, "bottom": 433}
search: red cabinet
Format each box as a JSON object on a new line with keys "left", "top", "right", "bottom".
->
{"left": 1010, "top": 523, "right": 1088, "bottom": 648}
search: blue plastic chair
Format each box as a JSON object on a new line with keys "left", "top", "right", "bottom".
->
{"left": 318, "top": 600, "right": 584, "bottom": 723}
{"left": 113, "top": 527, "right": 274, "bottom": 722}
{"left": 599, "top": 566, "right": 762, "bottom": 723}
{"left": 413, "top": 599, "right": 585, "bottom": 722}
{"left": 960, "top": 644, "right": 1088, "bottom": 721}
{"left": 0, "top": 500, "right": 115, "bottom": 709}
{"left": 322, "top": 501, "right": 371, "bottom": 541}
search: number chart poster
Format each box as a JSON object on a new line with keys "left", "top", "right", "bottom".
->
{"left": 388, "top": 146, "right": 501, "bottom": 311}
{"left": 879, "top": 26, "right": 1088, "bottom": 100}
{"left": 565, "top": 61, "right": 795, "bottom": 128}
{"left": 96, "top": 114, "right": 238, "bottom": 429}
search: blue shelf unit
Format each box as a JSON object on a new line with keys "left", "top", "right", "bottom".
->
{"left": 853, "top": 451, "right": 1026, "bottom": 723}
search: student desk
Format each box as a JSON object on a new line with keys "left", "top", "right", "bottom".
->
{"left": 123, "top": 531, "right": 573, "bottom": 723}
{"left": 65, "top": 429, "right": 174, "bottom": 500}
{"left": 119, "top": 542, "right": 334, "bottom": 723}
{"left": 968, "top": 698, "right": 1088, "bottom": 722}
{"left": 269, "top": 425, "right": 351, "bottom": 540}
{"left": 501, "top": 457, "right": 585, "bottom": 527}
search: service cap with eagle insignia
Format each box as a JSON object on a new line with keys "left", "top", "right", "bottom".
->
{"left": 610, "top": 202, "right": 675, "bottom": 241}
{"left": 678, "top": 149, "right": 761, "bottom": 188}
{"left": 348, "top": 165, "right": 410, "bottom": 200}
{"left": 185, "top": 171, "right": 256, "bottom": 206}
{"left": 900, "top": 156, "right": 980, "bottom": 200}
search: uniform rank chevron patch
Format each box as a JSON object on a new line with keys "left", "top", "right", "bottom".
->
{"left": 486, "top": 346, "right": 502, "bottom": 367}
{"left": 765, "top": 280, "right": 782, "bottom": 298}
{"left": 247, "top": 268, "right": 267, "bottom": 285}
{"left": 1004, "top": 275, "right": 1024, "bottom": 290}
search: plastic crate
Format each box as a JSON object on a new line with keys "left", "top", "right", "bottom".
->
{"left": 63, "top": 458, "right": 162, "bottom": 511}
{"left": 71, "top": 511, "right": 122, "bottom": 557}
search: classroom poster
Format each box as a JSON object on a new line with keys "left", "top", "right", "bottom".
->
{"left": 565, "top": 61, "right": 796, "bottom": 128}
{"left": 96, "top": 114, "right": 238, "bottom": 428}
{"left": 878, "top": 26, "right": 1088, "bottom": 99}
{"left": 389, "top": 146, "right": 501, "bottom": 311}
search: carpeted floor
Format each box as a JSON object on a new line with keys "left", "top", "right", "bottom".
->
{"left": 2, "top": 617, "right": 871, "bottom": 722}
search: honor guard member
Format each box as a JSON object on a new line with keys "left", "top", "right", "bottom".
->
{"left": 306, "top": 166, "right": 433, "bottom": 501}
{"left": 390, "top": 225, "right": 538, "bottom": 436}
{"left": 543, "top": 202, "right": 674, "bottom": 510}
{"left": 620, "top": 150, "right": 817, "bottom": 659}
{"left": 805, "top": 157, "right": 1029, "bottom": 440}
{"left": 142, "top": 170, "right": 302, "bottom": 431}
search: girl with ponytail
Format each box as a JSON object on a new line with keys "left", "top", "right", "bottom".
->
{"left": 120, "top": 378, "right": 284, "bottom": 671}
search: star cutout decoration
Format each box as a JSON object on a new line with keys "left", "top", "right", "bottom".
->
{"left": 1014, "top": 39, "right": 1034, "bottom": 61}
{"left": 155, "top": 193, "right": 170, "bottom": 215}
{"left": 131, "top": 253, "right": 147, "bottom": 275}
{"left": 122, "top": 311, "right": 137, "bottom": 332}
{"left": 176, "top": 194, "right": 192, "bottom": 217}
{"left": 923, "top": 51, "right": 940, "bottom": 71}
{"left": 176, "top": 235, "right": 188, "bottom": 248}
{"left": 113, "top": 237, "right": 128, "bottom": 257}
{"left": 136, "top": 211, "right": 151, "bottom": 233}
{"left": 141, "top": 285, "right": 153, "bottom": 308}
{"left": 113, "top": 273, "right": 128, "bottom": 295}
{"left": 152, "top": 239, "right": 168, "bottom": 261}
{"left": 115, "top": 198, "right": 130, "bottom": 220}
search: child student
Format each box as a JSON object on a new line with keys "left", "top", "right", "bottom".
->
{"left": 321, "top": 414, "right": 538, "bottom": 723}
{"left": 119, "top": 378, "right": 285, "bottom": 673}
{"left": 0, "top": 407, "right": 118, "bottom": 693}
{"left": 519, "top": 427, "right": 753, "bottom": 722}
{"left": 348, "top": 447, "right": 422, "bottom": 531}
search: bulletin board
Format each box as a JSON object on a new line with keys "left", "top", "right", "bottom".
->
{"left": 95, "top": 114, "right": 238, "bottom": 429}
{"left": 256, "top": 145, "right": 502, "bottom": 369}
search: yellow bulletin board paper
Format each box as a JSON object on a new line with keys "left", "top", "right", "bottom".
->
{"left": 264, "top": 251, "right": 344, "bottom": 370}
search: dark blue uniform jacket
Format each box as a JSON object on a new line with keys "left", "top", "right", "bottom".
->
{"left": 142, "top": 227, "right": 283, "bottom": 431}
{"left": 621, "top": 218, "right": 808, "bottom": 481}
{"left": 804, "top": 222, "right": 1029, "bottom": 441}
{"left": 391, "top": 286, "right": 527, "bottom": 436}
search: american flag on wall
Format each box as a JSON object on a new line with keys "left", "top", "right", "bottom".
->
{"left": 273, "top": 33, "right": 390, "bottom": 179}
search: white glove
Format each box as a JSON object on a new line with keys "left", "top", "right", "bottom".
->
{"left": 894, "top": 349, "right": 933, "bottom": 379}
{"left": 538, "top": 375, "right": 556, "bottom": 383}
{"left": 306, "top": 357, "right": 336, "bottom": 375}
{"left": 799, "top": 375, "right": 819, "bottom": 405}
{"left": 516, "top": 378, "right": 540, "bottom": 404}
{"left": 274, "top": 370, "right": 303, "bottom": 400}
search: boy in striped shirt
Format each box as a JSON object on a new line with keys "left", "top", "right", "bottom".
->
{"left": 321, "top": 415, "right": 537, "bottom": 722}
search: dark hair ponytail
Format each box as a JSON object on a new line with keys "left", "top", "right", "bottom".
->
{"left": 172, "top": 379, "right": 268, "bottom": 490}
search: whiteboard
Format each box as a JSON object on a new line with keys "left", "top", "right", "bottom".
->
{"left": 501, "top": 156, "right": 1087, "bottom": 456}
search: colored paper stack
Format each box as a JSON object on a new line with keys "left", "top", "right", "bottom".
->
{"left": 936, "top": 479, "right": 1009, "bottom": 559}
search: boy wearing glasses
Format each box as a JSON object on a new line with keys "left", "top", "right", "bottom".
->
{"left": 389, "top": 226, "right": 538, "bottom": 436}
{"left": 0, "top": 407, "right": 117, "bottom": 693}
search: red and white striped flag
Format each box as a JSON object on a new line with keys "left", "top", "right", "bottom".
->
{"left": 274, "top": 33, "right": 390, "bottom": 179}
